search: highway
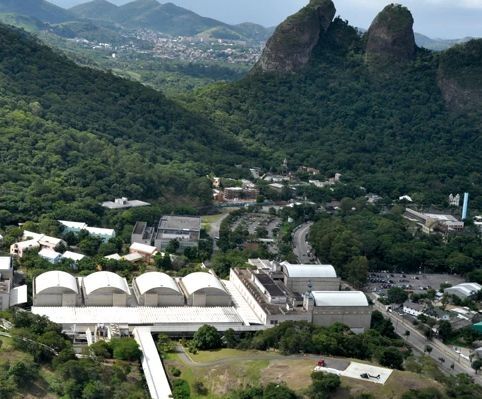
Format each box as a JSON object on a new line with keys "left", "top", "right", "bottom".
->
{"left": 372, "top": 299, "right": 481, "bottom": 383}
{"left": 293, "top": 222, "right": 315, "bottom": 263}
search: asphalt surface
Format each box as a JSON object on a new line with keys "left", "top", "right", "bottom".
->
{"left": 372, "top": 299, "right": 482, "bottom": 384}
{"left": 207, "top": 212, "right": 230, "bottom": 251}
{"left": 293, "top": 222, "right": 314, "bottom": 263}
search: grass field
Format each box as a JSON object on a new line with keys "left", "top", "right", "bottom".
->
{"left": 164, "top": 348, "right": 445, "bottom": 399}
{"left": 201, "top": 214, "right": 225, "bottom": 232}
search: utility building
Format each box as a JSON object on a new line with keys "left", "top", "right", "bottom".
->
{"left": 33, "top": 271, "right": 80, "bottom": 307}
{"left": 82, "top": 271, "right": 130, "bottom": 306}
{"left": 281, "top": 262, "right": 340, "bottom": 293}
{"left": 133, "top": 272, "right": 184, "bottom": 306}
{"left": 180, "top": 272, "right": 231, "bottom": 307}
{"left": 155, "top": 216, "right": 201, "bottom": 251}
{"left": 308, "top": 291, "right": 371, "bottom": 333}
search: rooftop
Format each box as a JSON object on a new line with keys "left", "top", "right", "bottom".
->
{"left": 61, "top": 251, "right": 85, "bottom": 262}
{"left": 282, "top": 262, "right": 337, "bottom": 278}
{"left": 130, "top": 242, "right": 158, "bottom": 255}
{"left": 82, "top": 271, "right": 130, "bottom": 296}
{"left": 254, "top": 272, "right": 285, "bottom": 297}
{"left": 32, "top": 306, "right": 244, "bottom": 326}
{"left": 0, "top": 257, "right": 11, "bottom": 271}
{"left": 181, "top": 272, "right": 226, "bottom": 296}
{"left": 158, "top": 216, "right": 201, "bottom": 232}
{"left": 35, "top": 271, "right": 78, "bottom": 295}
{"left": 312, "top": 291, "right": 369, "bottom": 307}
{"left": 135, "top": 272, "right": 181, "bottom": 295}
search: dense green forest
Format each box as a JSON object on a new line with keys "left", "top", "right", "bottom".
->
{"left": 183, "top": 19, "right": 482, "bottom": 208}
{"left": 309, "top": 206, "right": 482, "bottom": 286}
{"left": 0, "top": 23, "right": 264, "bottom": 224}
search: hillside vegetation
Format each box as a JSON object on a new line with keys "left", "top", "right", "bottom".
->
{"left": 0, "top": 23, "right": 259, "bottom": 224}
{"left": 184, "top": 16, "right": 482, "bottom": 208}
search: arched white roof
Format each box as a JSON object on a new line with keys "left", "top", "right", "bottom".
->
{"left": 312, "top": 291, "right": 369, "bottom": 307}
{"left": 35, "top": 271, "right": 78, "bottom": 295}
{"left": 181, "top": 272, "right": 227, "bottom": 296}
{"left": 135, "top": 272, "right": 181, "bottom": 295}
{"left": 83, "top": 271, "right": 129, "bottom": 296}
{"left": 282, "top": 262, "right": 337, "bottom": 278}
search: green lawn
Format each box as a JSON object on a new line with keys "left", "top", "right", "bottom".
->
{"left": 188, "top": 348, "right": 267, "bottom": 363}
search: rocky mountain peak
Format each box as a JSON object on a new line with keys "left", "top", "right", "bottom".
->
{"left": 365, "top": 3, "right": 416, "bottom": 66}
{"left": 252, "top": 0, "right": 336, "bottom": 73}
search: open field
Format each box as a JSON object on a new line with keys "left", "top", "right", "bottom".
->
{"left": 164, "top": 348, "right": 444, "bottom": 399}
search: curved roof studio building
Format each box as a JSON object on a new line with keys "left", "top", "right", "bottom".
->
{"left": 82, "top": 271, "right": 131, "bottom": 306}
{"left": 133, "top": 272, "right": 184, "bottom": 306}
{"left": 33, "top": 271, "right": 80, "bottom": 307}
{"left": 281, "top": 261, "right": 340, "bottom": 292}
{"left": 179, "top": 272, "right": 231, "bottom": 307}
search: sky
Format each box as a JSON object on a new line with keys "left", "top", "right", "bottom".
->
{"left": 51, "top": 0, "right": 482, "bottom": 39}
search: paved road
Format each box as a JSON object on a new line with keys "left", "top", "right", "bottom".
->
{"left": 372, "top": 300, "right": 481, "bottom": 384}
{"left": 207, "top": 212, "right": 231, "bottom": 251}
{"left": 293, "top": 222, "right": 315, "bottom": 263}
{"left": 174, "top": 345, "right": 349, "bottom": 371}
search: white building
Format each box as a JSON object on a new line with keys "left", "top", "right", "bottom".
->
{"left": 38, "top": 248, "right": 62, "bottom": 264}
{"left": 309, "top": 291, "right": 371, "bottom": 332}
{"left": 10, "top": 231, "right": 65, "bottom": 258}
{"left": 133, "top": 272, "right": 184, "bottom": 306}
{"left": 33, "top": 271, "right": 80, "bottom": 307}
{"left": 180, "top": 272, "right": 231, "bottom": 307}
{"left": 61, "top": 251, "right": 86, "bottom": 263}
{"left": 445, "top": 283, "right": 482, "bottom": 300}
{"left": 82, "top": 271, "right": 130, "bottom": 306}
{"left": 84, "top": 227, "right": 115, "bottom": 243}
{"left": 281, "top": 262, "right": 340, "bottom": 293}
{"left": 129, "top": 242, "right": 159, "bottom": 263}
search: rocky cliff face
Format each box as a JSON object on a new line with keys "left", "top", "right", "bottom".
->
{"left": 252, "top": 0, "right": 336, "bottom": 73}
{"left": 365, "top": 4, "right": 416, "bottom": 66}
{"left": 438, "top": 39, "right": 482, "bottom": 112}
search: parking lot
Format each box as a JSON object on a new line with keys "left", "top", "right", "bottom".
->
{"left": 367, "top": 272, "right": 465, "bottom": 295}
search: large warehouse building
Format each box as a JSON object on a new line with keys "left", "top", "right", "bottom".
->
{"left": 309, "top": 291, "right": 371, "bottom": 332}
{"left": 179, "top": 272, "right": 231, "bottom": 307}
{"left": 281, "top": 261, "right": 340, "bottom": 293}
{"left": 82, "top": 271, "right": 131, "bottom": 306}
{"left": 33, "top": 271, "right": 80, "bottom": 307}
{"left": 133, "top": 272, "right": 184, "bottom": 306}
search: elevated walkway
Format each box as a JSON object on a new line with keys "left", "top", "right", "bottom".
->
{"left": 133, "top": 327, "right": 172, "bottom": 399}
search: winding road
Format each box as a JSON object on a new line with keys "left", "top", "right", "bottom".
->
{"left": 293, "top": 222, "right": 315, "bottom": 263}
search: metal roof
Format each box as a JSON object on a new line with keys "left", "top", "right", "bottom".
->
{"left": 0, "top": 257, "right": 11, "bottom": 270}
{"left": 158, "top": 216, "right": 201, "bottom": 231}
{"left": 130, "top": 242, "right": 158, "bottom": 255}
{"left": 61, "top": 251, "right": 85, "bottom": 262}
{"left": 32, "top": 306, "right": 243, "bottom": 325}
{"left": 38, "top": 248, "right": 62, "bottom": 260}
{"left": 312, "top": 291, "right": 369, "bottom": 307}
{"left": 446, "top": 283, "right": 482, "bottom": 297}
{"left": 181, "top": 272, "right": 227, "bottom": 296}
{"left": 282, "top": 262, "right": 337, "bottom": 278}
{"left": 82, "top": 271, "right": 130, "bottom": 296}
{"left": 58, "top": 220, "right": 88, "bottom": 230}
{"left": 135, "top": 272, "right": 181, "bottom": 295}
{"left": 134, "top": 327, "right": 172, "bottom": 399}
{"left": 35, "top": 271, "right": 78, "bottom": 295}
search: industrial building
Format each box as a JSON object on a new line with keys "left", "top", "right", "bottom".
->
{"left": 445, "top": 283, "right": 482, "bottom": 300}
{"left": 0, "top": 257, "right": 27, "bottom": 310}
{"left": 82, "top": 271, "right": 130, "bottom": 306}
{"left": 155, "top": 216, "right": 201, "bottom": 251}
{"left": 131, "top": 216, "right": 201, "bottom": 252}
{"left": 308, "top": 291, "right": 371, "bottom": 332}
{"left": 131, "top": 222, "right": 156, "bottom": 246}
{"left": 404, "top": 208, "right": 464, "bottom": 234}
{"left": 281, "top": 261, "right": 340, "bottom": 293}
{"left": 129, "top": 242, "right": 159, "bottom": 263}
{"left": 33, "top": 270, "right": 80, "bottom": 307}
{"left": 133, "top": 272, "right": 184, "bottom": 306}
{"left": 180, "top": 272, "right": 231, "bottom": 307}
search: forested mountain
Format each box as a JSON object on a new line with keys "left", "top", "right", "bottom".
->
{"left": 0, "top": 0, "right": 73, "bottom": 23}
{"left": 185, "top": 0, "right": 482, "bottom": 208}
{"left": 0, "top": 23, "right": 260, "bottom": 224}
